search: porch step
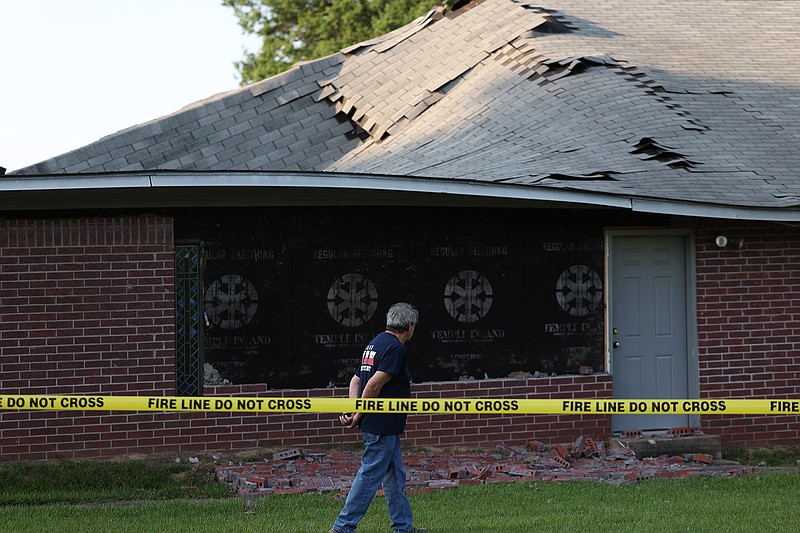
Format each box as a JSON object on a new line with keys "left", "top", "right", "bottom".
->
{"left": 617, "top": 433, "right": 722, "bottom": 460}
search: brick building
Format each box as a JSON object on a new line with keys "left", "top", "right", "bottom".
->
{"left": 1, "top": 0, "right": 799, "bottom": 460}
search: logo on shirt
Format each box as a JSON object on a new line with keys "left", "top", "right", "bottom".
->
{"left": 360, "top": 345, "right": 376, "bottom": 372}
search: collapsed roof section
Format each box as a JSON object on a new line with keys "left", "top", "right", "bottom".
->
{"left": 9, "top": 0, "right": 800, "bottom": 215}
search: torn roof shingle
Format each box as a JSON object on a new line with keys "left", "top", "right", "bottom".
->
{"left": 9, "top": 0, "right": 800, "bottom": 212}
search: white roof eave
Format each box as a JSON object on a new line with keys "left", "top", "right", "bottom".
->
{"left": 1, "top": 171, "right": 799, "bottom": 222}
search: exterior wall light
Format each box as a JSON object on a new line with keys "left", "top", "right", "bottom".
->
{"left": 715, "top": 235, "right": 744, "bottom": 249}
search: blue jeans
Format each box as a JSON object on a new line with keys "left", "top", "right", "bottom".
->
{"left": 332, "top": 432, "right": 414, "bottom": 533}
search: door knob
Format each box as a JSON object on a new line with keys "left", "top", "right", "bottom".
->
{"left": 613, "top": 342, "right": 620, "bottom": 348}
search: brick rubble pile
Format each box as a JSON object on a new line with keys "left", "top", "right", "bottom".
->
{"left": 215, "top": 435, "right": 755, "bottom": 500}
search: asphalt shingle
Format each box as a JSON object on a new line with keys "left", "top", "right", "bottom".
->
{"left": 8, "top": 0, "right": 800, "bottom": 211}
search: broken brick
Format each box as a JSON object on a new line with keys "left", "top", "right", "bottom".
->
{"left": 584, "top": 438, "right": 599, "bottom": 457}
{"left": 668, "top": 427, "right": 700, "bottom": 437}
{"left": 465, "top": 464, "right": 481, "bottom": 477}
{"left": 554, "top": 444, "right": 570, "bottom": 460}
{"left": 273, "top": 448, "right": 301, "bottom": 461}
{"left": 486, "top": 476, "right": 516, "bottom": 484}
{"left": 606, "top": 440, "right": 635, "bottom": 459}
{"left": 527, "top": 440, "right": 546, "bottom": 453}
{"left": 405, "top": 487, "right": 434, "bottom": 495}
{"left": 570, "top": 435, "right": 587, "bottom": 458}
{"left": 428, "top": 480, "right": 459, "bottom": 489}
{"left": 550, "top": 454, "right": 571, "bottom": 469}
{"left": 496, "top": 443, "right": 519, "bottom": 456}
{"left": 477, "top": 465, "right": 495, "bottom": 480}
{"left": 508, "top": 466, "right": 537, "bottom": 477}
{"left": 685, "top": 453, "right": 713, "bottom": 464}
{"left": 448, "top": 466, "right": 468, "bottom": 479}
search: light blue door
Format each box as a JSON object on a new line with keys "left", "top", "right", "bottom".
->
{"left": 610, "top": 235, "right": 689, "bottom": 433}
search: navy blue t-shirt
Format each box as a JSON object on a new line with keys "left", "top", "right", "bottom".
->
{"left": 357, "top": 331, "right": 411, "bottom": 435}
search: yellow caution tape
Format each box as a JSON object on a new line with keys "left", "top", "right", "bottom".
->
{"left": 1, "top": 395, "right": 799, "bottom": 415}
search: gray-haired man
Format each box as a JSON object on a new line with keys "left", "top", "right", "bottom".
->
{"left": 330, "top": 303, "right": 427, "bottom": 533}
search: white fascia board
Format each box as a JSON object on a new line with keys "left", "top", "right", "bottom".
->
{"left": 148, "top": 172, "right": 633, "bottom": 209}
{"left": 632, "top": 198, "right": 800, "bottom": 222}
{"left": 0, "top": 174, "right": 152, "bottom": 191}
{"left": 3, "top": 171, "right": 800, "bottom": 222}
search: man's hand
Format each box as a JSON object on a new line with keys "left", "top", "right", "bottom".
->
{"left": 339, "top": 412, "right": 363, "bottom": 429}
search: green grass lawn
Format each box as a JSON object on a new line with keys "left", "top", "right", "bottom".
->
{"left": 0, "top": 459, "right": 798, "bottom": 532}
{"left": 0, "top": 459, "right": 229, "bottom": 505}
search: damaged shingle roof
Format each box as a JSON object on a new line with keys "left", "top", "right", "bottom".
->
{"left": 10, "top": 0, "right": 800, "bottom": 213}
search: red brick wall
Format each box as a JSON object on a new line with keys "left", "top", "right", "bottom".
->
{"left": 0, "top": 216, "right": 176, "bottom": 459}
{"left": 690, "top": 219, "right": 800, "bottom": 448}
{"left": 2, "top": 215, "right": 798, "bottom": 460}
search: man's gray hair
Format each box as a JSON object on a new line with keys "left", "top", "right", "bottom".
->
{"left": 386, "top": 302, "right": 418, "bottom": 333}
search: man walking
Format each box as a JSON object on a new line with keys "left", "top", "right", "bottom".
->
{"left": 330, "top": 302, "right": 427, "bottom": 533}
